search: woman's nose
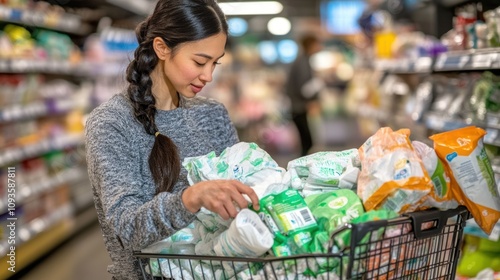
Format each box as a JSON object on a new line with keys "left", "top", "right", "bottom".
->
{"left": 199, "top": 65, "right": 214, "bottom": 83}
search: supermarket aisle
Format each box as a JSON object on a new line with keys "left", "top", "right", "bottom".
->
{"left": 16, "top": 221, "right": 112, "bottom": 280}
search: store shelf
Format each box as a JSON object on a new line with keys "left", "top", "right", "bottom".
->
{"left": 0, "top": 167, "right": 87, "bottom": 214}
{"left": 0, "top": 59, "right": 86, "bottom": 76}
{"left": 376, "top": 48, "right": 500, "bottom": 74}
{"left": 434, "top": 48, "right": 500, "bottom": 72}
{"left": 0, "top": 58, "right": 127, "bottom": 78}
{"left": 0, "top": 201, "right": 97, "bottom": 279}
{"left": 0, "top": 99, "right": 82, "bottom": 124}
{"left": 375, "top": 57, "right": 434, "bottom": 74}
{"left": 0, "top": 133, "right": 84, "bottom": 167}
{"left": 356, "top": 104, "right": 389, "bottom": 122}
{"left": 0, "top": 4, "right": 91, "bottom": 35}
{"left": 424, "top": 113, "right": 470, "bottom": 131}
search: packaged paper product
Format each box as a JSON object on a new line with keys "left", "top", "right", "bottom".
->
{"left": 305, "top": 189, "right": 365, "bottom": 238}
{"left": 412, "top": 140, "right": 458, "bottom": 210}
{"left": 284, "top": 149, "right": 360, "bottom": 195}
{"left": 357, "top": 127, "right": 433, "bottom": 213}
{"left": 213, "top": 209, "right": 274, "bottom": 258}
{"left": 258, "top": 189, "right": 318, "bottom": 254}
{"left": 183, "top": 142, "right": 286, "bottom": 199}
{"left": 430, "top": 126, "right": 500, "bottom": 234}
{"left": 141, "top": 223, "right": 200, "bottom": 277}
{"left": 213, "top": 209, "right": 274, "bottom": 276}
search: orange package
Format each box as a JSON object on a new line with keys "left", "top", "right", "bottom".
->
{"left": 358, "top": 127, "right": 433, "bottom": 213}
{"left": 430, "top": 126, "right": 500, "bottom": 234}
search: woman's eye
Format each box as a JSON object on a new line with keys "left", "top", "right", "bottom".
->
{"left": 195, "top": 61, "right": 205, "bottom": 66}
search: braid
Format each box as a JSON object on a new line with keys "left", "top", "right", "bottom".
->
{"left": 126, "top": 21, "right": 158, "bottom": 135}
{"left": 126, "top": 20, "right": 180, "bottom": 193}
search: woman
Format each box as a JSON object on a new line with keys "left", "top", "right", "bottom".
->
{"left": 84, "top": 0, "right": 260, "bottom": 279}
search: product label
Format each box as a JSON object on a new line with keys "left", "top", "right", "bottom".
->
{"left": 278, "top": 207, "right": 316, "bottom": 232}
{"left": 328, "top": 197, "right": 348, "bottom": 209}
{"left": 447, "top": 145, "right": 500, "bottom": 209}
{"left": 430, "top": 160, "right": 449, "bottom": 197}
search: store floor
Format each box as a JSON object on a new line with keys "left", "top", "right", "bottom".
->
{"left": 17, "top": 221, "right": 113, "bottom": 280}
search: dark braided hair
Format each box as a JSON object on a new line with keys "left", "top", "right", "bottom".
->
{"left": 126, "top": 0, "right": 228, "bottom": 193}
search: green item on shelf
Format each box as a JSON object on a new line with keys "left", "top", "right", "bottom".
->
{"left": 33, "top": 29, "right": 73, "bottom": 60}
{"left": 457, "top": 251, "right": 500, "bottom": 277}
{"left": 470, "top": 72, "right": 500, "bottom": 121}
{"left": 478, "top": 237, "right": 500, "bottom": 253}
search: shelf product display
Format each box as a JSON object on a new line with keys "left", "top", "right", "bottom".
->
{"left": 0, "top": 1, "right": 136, "bottom": 277}
{"left": 351, "top": 1, "right": 500, "bottom": 278}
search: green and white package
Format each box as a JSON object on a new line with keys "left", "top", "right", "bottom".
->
{"left": 258, "top": 189, "right": 318, "bottom": 254}
{"left": 333, "top": 209, "right": 399, "bottom": 249}
{"left": 305, "top": 189, "right": 365, "bottom": 241}
{"left": 183, "top": 142, "right": 286, "bottom": 199}
{"left": 284, "top": 149, "right": 360, "bottom": 195}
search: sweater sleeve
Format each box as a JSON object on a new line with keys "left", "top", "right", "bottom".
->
{"left": 85, "top": 110, "right": 196, "bottom": 251}
{"left": 215, "top": 103, "right": 239, "bottom": 150}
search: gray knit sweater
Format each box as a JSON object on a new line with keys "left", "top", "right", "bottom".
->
{"left": 85, "top": 93, "right": 239, "bottom": 279}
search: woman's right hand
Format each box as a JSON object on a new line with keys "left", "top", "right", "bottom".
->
{"left": 181, "top": 179, "right": 260, "bottom": 220}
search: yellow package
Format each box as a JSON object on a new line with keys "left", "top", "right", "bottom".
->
{"left": 358, "top": 127, "right": 433, "bottom": 213}
{"left": 430, "top": 126, "right": 500, "bottom": 234}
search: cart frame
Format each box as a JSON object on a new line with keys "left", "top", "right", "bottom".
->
{"left": 134, "top": 206, "right": 470, "bottom": 280}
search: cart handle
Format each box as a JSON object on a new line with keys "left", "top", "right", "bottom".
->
{"left": 403, "top": 205, "right": 469, "bottom": 239}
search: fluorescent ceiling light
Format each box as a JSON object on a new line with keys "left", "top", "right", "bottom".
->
{"left": 267, "top": 17, "right": 291, "bottom": 35}
{"left": 106, "top": 0, "right": 154, "bottom": 16}
{"left": 219, "top": 1, "right": 283, "bottom": 15}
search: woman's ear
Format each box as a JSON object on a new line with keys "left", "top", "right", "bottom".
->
{"left": 153, "top": 37, "right": 170, "bottom": 60}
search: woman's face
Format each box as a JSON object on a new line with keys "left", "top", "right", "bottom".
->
{"left": 163, "top": 32, "right": 227, "bottom": 98}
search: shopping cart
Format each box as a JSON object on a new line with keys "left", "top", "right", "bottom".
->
{"left": 134, "top": 206, "right": 470, "bottom": 280}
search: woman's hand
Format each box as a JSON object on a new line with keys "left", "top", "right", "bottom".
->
{"left": 181, "top": 180, "right": 260, "bottom": 220}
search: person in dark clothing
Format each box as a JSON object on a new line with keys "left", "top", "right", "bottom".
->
{"left": 285, "top": 34, "right": 323, "bottom": 156}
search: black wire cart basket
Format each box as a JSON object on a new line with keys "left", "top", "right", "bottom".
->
{"left": 134, "top": 206, "right": 470, "bottom": 280}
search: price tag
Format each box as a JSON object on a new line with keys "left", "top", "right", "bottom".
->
{"left": 425, "top": 114, "right": 445, "bottom": 131}
{"left": 459, "top": 55, "right": 470, "bottom": 68}
{"left": 490, "top": 224, "right": 500, "bottom": 242}
{"left": 472, "top": 53, "right": 492, "bottom": 68}
{"left": 10, "top": 8, "right": 22, "bottom": 21}
{"left": 0, "top": 59, "right": 8, "bottom": 72}
{"left": 0, "top": 5, "right": 11, "bottom": 19}
{"left": 30, "top": 11, "right": 45, "bottom": 26}
{"left": 490, "top": 53, "right": 500, "bottom": 68}
{"left": 435, "top": 54, "right": 447, "bottom": 70}
{"left": 484, "top": 128, "right": 499, "bottom": 144}
{"left": 397, "top": 59, "right": 411, "bottom": 72}
{"left": 415, "top": 57, "right": 432, "bottom": 72}
{"left": 11, "top": 59, "right": 30, "bottom": 72}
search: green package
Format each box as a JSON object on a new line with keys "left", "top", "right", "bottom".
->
{"left": 257, "top": 189, "right": 318, "bottom": 254}
{"left": 305, "top": 189, "right": 365, "bottom": 237}
{"left": 334, "top": 209, "right": 399, "bottom": 249}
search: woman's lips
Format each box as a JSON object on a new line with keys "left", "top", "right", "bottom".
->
{"left": 191, "top": 84, "right": 203, "bottom": 93}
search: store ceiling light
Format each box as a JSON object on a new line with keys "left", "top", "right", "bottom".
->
{"left": 106, "top": 0, "right": 154, "bottom": 16}
{"left": 267, "top": 17, "right": 291, "bottom": 36}
{"left": 219, "top": 1, "right": 283, "bottom": 15}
